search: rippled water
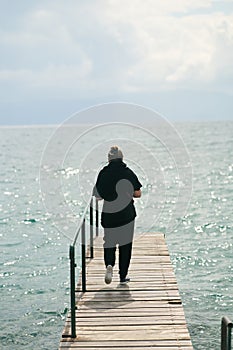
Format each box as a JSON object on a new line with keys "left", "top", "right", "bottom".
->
{"left": 0, "top": 122, "right": 233, "bottom": 349}
{"left": 168, "top": 121, "right": 233, "bottom": 350}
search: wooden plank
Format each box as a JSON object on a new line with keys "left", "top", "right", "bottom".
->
{"left": 69, "top": 309, "right": 186, "bottom": 316}
{"left": 60, "top": 340, "right": 193, "bottom": 346}
{"left": 77, "top": 307, "right": 185, "bottom": 313}
{"left": 60, "top": 340, "right": 193, "bottom": 349}
{"left": 59, "top": 232, "right": 193, "bottom": 349}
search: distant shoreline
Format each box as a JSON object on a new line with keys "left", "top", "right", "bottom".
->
{"left": 0, "top": 119, "right": 232, "bottom": 128}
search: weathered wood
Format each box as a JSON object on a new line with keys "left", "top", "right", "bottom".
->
{"left": 59, "top": 232, "right": 193, "bottom": 349}
{"left": 60, "top": 340, "right": 193, "bottom": 349}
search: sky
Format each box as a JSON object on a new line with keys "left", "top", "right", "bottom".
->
{"left": 0, "top": 0, "right": 233, "bottom": 125}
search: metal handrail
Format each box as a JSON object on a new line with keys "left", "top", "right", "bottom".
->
{"left": 221, "top": 316, "right": 233, "bottom": 350}
{"left": 72, "top": 196, "right": 93, "bottom": 246}
{"left": 63, "top": 196, "right": 100, "bottom": 339}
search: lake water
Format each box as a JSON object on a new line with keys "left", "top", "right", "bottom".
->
{"left": 0, "top": 121, "right": 232, "bottom": 349}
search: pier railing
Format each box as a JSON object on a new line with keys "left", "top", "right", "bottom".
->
{"left": 63, "top": 196, "right": 99, "bottom": 339}
{"left": 221, "top": 316, "right": 232, "bottom": 350}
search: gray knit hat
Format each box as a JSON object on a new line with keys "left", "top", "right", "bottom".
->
{"left": 108, "top": 145, "right": 123, "bottom": 161}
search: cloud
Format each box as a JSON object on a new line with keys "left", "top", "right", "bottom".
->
{"left": 0, "top": 0, "right": 233, "bottom": 102}
{"left": 99, "top": 1, "right": 233, "bottom": 92}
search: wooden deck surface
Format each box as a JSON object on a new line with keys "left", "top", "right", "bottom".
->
{"left": 59, "top": 232, "right": 193, "bottom": 349}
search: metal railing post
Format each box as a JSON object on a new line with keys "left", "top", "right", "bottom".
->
{"left": 90, "top": 198, "right": 94, "bottom": 259}
{"left": 95, "top": 198, "right": 99, "bottom": 237}
{"left": 81, "top": 219, "right": 86, "bottom": 292}
{"left": 69, "top": 245, "right": 76, "bottom": 338}
{"left": 221, "top": 316, "right": 233, "bottom": 350}
{"left": 66, "top": 196, "right": 97, "bottom": 338}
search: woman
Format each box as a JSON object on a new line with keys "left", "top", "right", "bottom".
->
{"left": 93, "top": 146, "right": 142, "bottom": 284}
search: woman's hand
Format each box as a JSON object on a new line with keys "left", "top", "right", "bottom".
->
{"left": 133, "top": 189, "right": 141, "bottom": 198}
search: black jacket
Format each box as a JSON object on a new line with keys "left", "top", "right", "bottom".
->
{"left": 93, "top": 159, "right": 142, "bottom": 228}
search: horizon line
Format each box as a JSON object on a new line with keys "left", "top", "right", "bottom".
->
{"left": 0, "top": 118, "right": 232, "bottom": 128}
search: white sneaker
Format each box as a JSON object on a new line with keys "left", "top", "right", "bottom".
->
{"left": 120, "top": 277, "right": 130, "bottom": 285}
{"left": 105, "top": 265, "right": 113, "bottom": 284}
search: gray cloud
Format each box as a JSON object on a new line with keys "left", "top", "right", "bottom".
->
{"left": 0, "top": 1, "right": 233, "bottom": 124}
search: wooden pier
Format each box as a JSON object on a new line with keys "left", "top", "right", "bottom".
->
{"left": 59, "top": 232, "right": 193, "bottom": 349}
